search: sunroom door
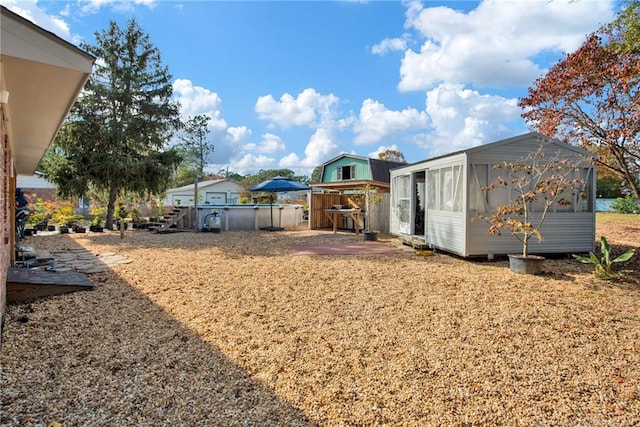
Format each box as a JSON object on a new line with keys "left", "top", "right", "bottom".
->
{"left": 414, "top": 171, "right": 426, "bottom": 237}
{"left": 394, "top": 174, "right": 411, "bottom": 234}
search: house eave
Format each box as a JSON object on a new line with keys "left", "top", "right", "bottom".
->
{"left": 1, "top": 6, "right": 95, "bottom": 175}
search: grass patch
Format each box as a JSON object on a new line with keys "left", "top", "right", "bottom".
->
{"left": 596, "top": 211, "right": 640, "bottom": 226}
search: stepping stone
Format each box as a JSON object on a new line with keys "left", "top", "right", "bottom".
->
{"left": 84, "top": 267, "right": 107, "bottom": 274}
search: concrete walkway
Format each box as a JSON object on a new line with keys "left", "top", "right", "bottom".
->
{"left": 49, "top": 247, "right": 132, "bottom": 274}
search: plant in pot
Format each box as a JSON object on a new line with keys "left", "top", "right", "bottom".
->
{"left": 89, "top": 207, "right": 105, "bottom": 232}
{"left": 26, "top": 196, "right": 49, "bottom": 231}
{"left": 478, "top": 140, "right": 588, "bottom": 274}
{"left": 52, "top": 203, "right": 83, "bottom": 235}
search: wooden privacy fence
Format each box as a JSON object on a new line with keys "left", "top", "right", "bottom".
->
{"left": 309, "top": 192, "right": 390, "bottom": 233}
{"left": 309, "top": 193, "right": 347, "bottom": 230}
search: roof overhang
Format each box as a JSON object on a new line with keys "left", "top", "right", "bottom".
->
{"left": 1, "top": 6, "right": 95, "bottom": 174}
{"left": 312, "top": 180, "right": 390, "bottom": 192}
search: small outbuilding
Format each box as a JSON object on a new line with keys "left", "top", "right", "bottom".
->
{"left": 310, "top": 154, "right": 405, "bottom": 233}
{"left": 313, "top": 154, "right": 405, "bottom": 192}
{"left": 389, "top": 132, "right": 596, "bottom": 257}
{"left": 163, "top": 179, "right": 245, "bottom": 206}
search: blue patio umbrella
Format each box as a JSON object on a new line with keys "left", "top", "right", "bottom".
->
{"left": 248, "top": 176, "right": 310, "bottom": 231}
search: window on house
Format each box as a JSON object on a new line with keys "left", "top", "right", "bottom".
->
{"left": 337, "top": 164, "right": 356, "bottom": 181}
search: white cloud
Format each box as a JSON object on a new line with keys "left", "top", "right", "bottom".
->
{"left": 413, "top": 83, "right": 522, "bottom": 157}
{"left": 255, "top": 88, "right": 340, "bottom": 128}
{"left": 243, "top": 133, "right": 285, "bottom": 154}
{"left": 173, "top": 79, "right": 227, "bottom": 131}
{"left": 302, "top": 128, "right": 340, "bottom": 167}
{"left": 371, "top": 35, "right": 409, "bottom": 55}
{"left": 398, "top": 0, "right": 616, "bottom": 91}
{"left": 232, "top": 153, "right": 275, "bottom": 175}
{"left": 78, "top": 0, "right": 155, "bottom": 14}
{"left": 278, "top": 152, "right": 302, "bottom": 170}
{"left": 226, "top": 126, "right": 252, "bottom": 143}
{"left": 4, "top": 0, "right": 72, "bottom": 40}
{"left": 278, "top": 127, "right": 341, "bottom": 173}
{"left": 353, "top": 99, "right": 428, "bottom": 145}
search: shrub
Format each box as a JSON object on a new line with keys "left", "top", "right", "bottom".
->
{"left": 26, "top": 196, "right": 49, "bottom": 226}
{"left": 596, "top": 176, "right": 624, "bottom": 198}
{"left": 90, "top": 207, "right": 106, "bottom": 226}
{"left": 51, "top": 203, "right": 82, "bottom": 225}
{"left": 611, "top": 195, "right": 639, "bottom": 213}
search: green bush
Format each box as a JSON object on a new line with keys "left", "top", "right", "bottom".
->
{"left": 90, "top": 207, "right": 106, "bottom": 226}
{"left": 596, "top": 176, "right": 624, "bottom": 198}
{"left": 611, "top": 195, "right": 639, "bottom": 213}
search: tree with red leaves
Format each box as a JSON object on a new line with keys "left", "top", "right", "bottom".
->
{"left": 520, "top": 1, "right": 640, "bottom": 203}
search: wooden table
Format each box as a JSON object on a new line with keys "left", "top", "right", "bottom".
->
{"left": 324, "top": 209, "right": 362, "bottom": 235}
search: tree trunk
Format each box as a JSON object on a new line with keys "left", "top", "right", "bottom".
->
{"left": 609, "top": 147, "right": 640, "bottom": 206}
{"left": 630, "top": 182, "right": 640, "bottom": 207}
{"left": 105, "top": 184, "right": 118, "bottom": 230}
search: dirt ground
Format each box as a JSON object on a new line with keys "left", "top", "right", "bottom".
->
{"left": 1, "top": 214, "right": 639, "bottom": 426}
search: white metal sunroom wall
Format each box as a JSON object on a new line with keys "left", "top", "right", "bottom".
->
{"left": 464, "top": 137, "right": 596, "bottom": 257}
{"left": 390, "top": 133, "right": 596, "bottom": 257}
{"left": 390, "top": 153, "right": 468, "bottom": 256}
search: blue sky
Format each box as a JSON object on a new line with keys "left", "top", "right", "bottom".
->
{"left": 4, "top": 0, "right": 617, "bottom": 177}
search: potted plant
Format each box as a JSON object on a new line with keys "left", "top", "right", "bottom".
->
{"left": 478, "top": 140, "right": 588, "bottom": 274}
{"left": 89, "top": 207, "right": 105, "bottom": 232}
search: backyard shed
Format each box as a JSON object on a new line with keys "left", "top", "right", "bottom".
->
{"left": 163, "top": 179, "right": 245, "bottom": 206}
{"left": 389, "top": 132, "right": 596, "bottom": 257}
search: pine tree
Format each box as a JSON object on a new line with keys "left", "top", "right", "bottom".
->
{"left": 178, "top": 114, "right": 214, "bottom": 211}
{"left": 43, "top": 19, "right": 182, "bottom": 229}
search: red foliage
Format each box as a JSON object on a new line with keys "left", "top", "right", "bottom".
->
{"left": 520, "top": 23, "right": 640, "bottom": 202}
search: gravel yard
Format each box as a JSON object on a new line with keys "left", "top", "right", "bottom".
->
{"left": 1, "top": 214, "right": 639, "bottom": 426}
